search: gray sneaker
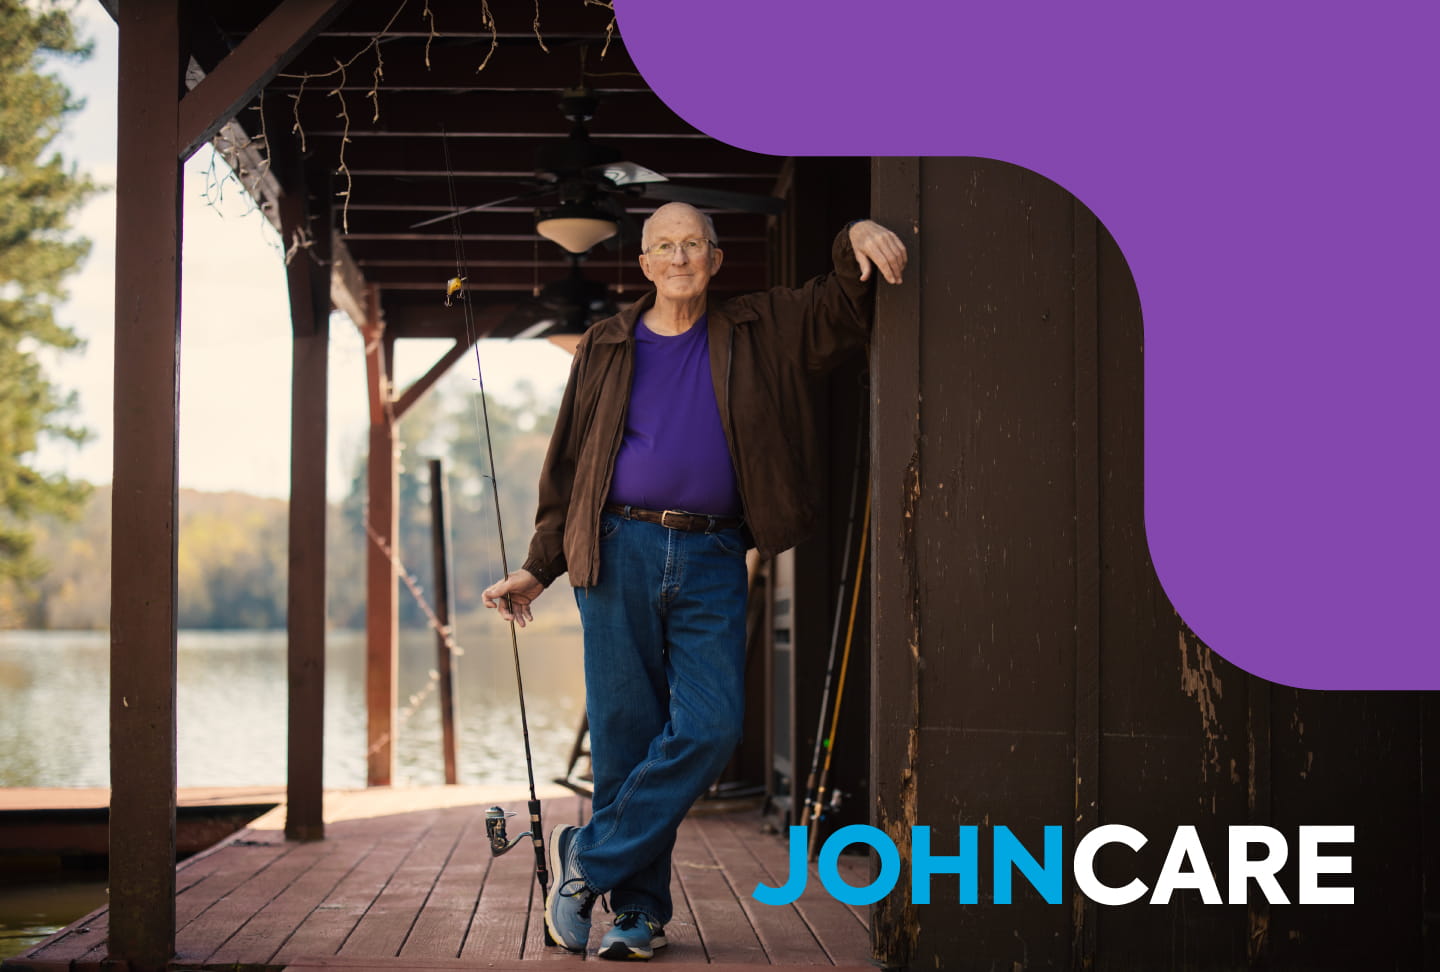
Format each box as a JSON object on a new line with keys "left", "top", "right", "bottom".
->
{"left": 544, "top": 824, "right": 600, "bottom": 951}
{"left": 598, "top": 911, "right": 668, "bottom": 961}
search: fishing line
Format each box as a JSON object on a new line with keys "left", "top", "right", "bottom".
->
{"left": 440, "top": 129, "right": 552, "bottom": 920}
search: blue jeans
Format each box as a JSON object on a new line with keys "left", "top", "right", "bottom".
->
{"left": 569, "top": 510, "right": 749, "bottom": 925}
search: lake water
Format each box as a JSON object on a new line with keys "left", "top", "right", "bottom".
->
{"left": 0, "top": 625, "right": 586, "bottom": 959}
{"left": 0, "top": 627, "right": 587, "bottom": 789}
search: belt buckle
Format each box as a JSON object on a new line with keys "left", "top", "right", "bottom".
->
{"left": 660, "top": 509, "right": 686, "bottom": 530}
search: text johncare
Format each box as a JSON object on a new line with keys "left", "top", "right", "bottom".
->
{"left": 754, "top": 825, "right": 1355, "bottom": 906}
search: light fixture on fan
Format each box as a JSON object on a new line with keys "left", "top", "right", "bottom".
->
{"left": 535, "top": 199, "right": 618, "bottom": 254}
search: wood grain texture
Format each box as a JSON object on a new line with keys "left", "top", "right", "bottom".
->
{"left": 8, "top": 790, "right": 874, "bottom": 971}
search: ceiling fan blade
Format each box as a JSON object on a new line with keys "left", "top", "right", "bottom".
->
{"left": 512, "top": 316, "right": 561, "bottom": 340}
{"left": 636, "top": 182, "right": 786, "bottom": 215}
{"left": 498, "top": 299, "right": 557, "bottom": 338}
{"left": 596, "top": 161, "right": 668, "bottom": 186}
{"left": 409, "top": 187, "right": 550, "bottom": 230}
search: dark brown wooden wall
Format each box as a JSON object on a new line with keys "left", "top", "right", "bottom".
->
{"left": 868, "top": 157, "right": 1438, "bottom": 970}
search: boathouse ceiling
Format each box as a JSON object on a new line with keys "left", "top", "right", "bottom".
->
{"left": 110, "top": 0, "right": 787, "bottom": 339}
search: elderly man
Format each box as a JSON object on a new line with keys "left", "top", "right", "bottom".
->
{"left": 484, "top": 202, "right": 906, "bottom": 959}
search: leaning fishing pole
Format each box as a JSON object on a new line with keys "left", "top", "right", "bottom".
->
{"left": 807, "top": 482, "right": 871, "bottom": 861}
{"left": 799, "top": 424, "right": 867, "bottom": 831}
{"left": 439, "top": 131, "right": 554, "bottom": 943}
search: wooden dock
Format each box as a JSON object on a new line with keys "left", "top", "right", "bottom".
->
{"left": 5, "top": 786, "right": 871, "bottom": 970}
{"left": 0, "top": 787, "right": 286, "bottom": 863}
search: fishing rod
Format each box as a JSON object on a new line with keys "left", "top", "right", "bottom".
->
{"left": 798, "top": 424, "right": 867, "bottom": 831}
{"left": 806, "top": 482, "right": 871, "bottom": 861}
{"left": 440, "top": 130, "right": 552, "bottom": 940}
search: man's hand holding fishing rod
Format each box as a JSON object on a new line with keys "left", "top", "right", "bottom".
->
{"left": 484, "top": 206, "right": 906, "bottom": 960}
{"left": 482, "top": 573, "right": 540, "bottom": 627}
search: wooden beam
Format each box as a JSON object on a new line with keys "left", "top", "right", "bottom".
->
{"left": 286, "top": 90, "right": 697, "bottom": 142}
{"left": 273, "top": 36, "right": 648, "bottom": 91}
{"left": 428, "top": 459, "right": 459, "bottom": 786}
{"left": 339, "top": 177, "right": 780, "bottom": 211}
{"left": 392, "top": 333, "right": 481, "bottom": 421}
{"left": 321, "top": 0, "right": 617, "bottom": 37}
{"left": 281, "top": 177, "right": 331, "bottom": 841}
{"left": 373, "top": 305, "right": 507, "bottom": 342}
{"left": 258, "top": 91, "right": 370, "bottom": 334}
{"left": 281, "top": 176, "right": 334, "bottom": 338}
{"left": 178, "top": 0, "right": 356, "bottom": 160}
{"left": 330, "top": 234, "right": 370, "bottom": 329}
{"left": 337, "top": 138, "right": 786, "bottom": 178}
{"left": 364, "top": 287, "right": 399, "bottom": 787}
{"left": 868, "top": 157, "right": 922, "bottom": 971}
{"left": 1071, "top": 198, "right": 1101, "bottom": 967}
{"left": 210, "top": 117, "right": 284, "bottom": 233}
{"left": 109, "top": 3, "right": 183, "bottom": 969}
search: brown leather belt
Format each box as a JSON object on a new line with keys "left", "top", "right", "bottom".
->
{"left": 604, "top": 503, "right": 745, "bottom": 534}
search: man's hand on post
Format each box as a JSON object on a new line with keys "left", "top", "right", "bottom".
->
{"left": 849, "top": 219, "right": 909, "bottom": 285}
{"left": 482, "top": 568, "right": 544, "bottom": 627}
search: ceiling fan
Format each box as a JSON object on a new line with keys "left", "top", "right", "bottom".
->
{"left": 413, "top": 86, "right": 785, "bottom": 250}
{"left": 504, "top": 252, "right": 619, "bottom": 341}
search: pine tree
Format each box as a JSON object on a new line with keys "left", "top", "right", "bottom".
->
{"left": 0, "top": 0, "right": 98, "bottom": 584}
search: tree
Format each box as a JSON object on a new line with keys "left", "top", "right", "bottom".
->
{"left": 329, "top": 375, "right": 565, "bottom": 631}
{"left": 0, "top": 0, "right": 98, "bottom": 583}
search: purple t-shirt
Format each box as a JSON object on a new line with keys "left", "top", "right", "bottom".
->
{"left": 607, "top": 316, "right": 743, "bottom": 516}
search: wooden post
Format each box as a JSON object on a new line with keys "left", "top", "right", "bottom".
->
{"left": 109, "top": 3, "right": 183, "bottom": 969}
{"left": 1071, "top": 198, "right": 1102, "bottom": 966}
{"left": 867, "top": 157, "right": 922, "bottom": 971}
{"left": 282, "top": 177, "right": 331, "bottom": 839}
{"left": 429, "top": 459, "right": 459, "bottom": 784}
{"left": 363, "top": 320, "right": 483, "bottom": 787}
{"left": 364, "top": 287, "right": 398, "bottom": 786}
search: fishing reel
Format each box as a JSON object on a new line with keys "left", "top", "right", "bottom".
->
{"left": 485, "top": 802, "right": 556, "bottom": 947}
{"left": 485, "top": 806, "right": 532, "bottom": 856}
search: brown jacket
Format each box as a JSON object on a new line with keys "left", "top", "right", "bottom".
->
{"left": 522, "top": 227, "right": 875, "bottom": 588}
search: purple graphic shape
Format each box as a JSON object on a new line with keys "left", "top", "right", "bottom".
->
{"left": 614, "top": 1, "right": 1440, "bottom": 688}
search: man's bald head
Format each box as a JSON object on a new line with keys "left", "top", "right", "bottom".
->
{"left": 640, "top": 202, "right": 718, "bottom": 252}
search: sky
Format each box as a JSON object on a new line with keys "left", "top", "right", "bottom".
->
{"left": 33, "top": 2, "right": 575, "bottom": 501}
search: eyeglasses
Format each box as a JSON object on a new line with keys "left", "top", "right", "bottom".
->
{"left": 644, "top": 238, "right": 716, "bottom": 258}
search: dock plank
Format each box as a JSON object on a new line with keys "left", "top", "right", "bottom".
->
{"left": 176, "top": 835, "right": 333, "bottom": 964}
{"left": 718, "top": 814, "right": 871, "bottom": 965}
{"left": 397, "top": 808, "right": 488, "bottom": 960}
{"left": 4, "top": 785, "right": 880, "bottom": 971}
{"left": 205, "top": 835, "right": 369, "bottom": 966}
{"left": 695, "top": 813, "right": 828, "bottom": 965}
{"left": 0, "top": 786, "right": 285, "bottom": 812}
{"left": 336, "top": 810, "right": 465, "bottom": 958}
{"left": 654, "top": 827, "right": 709, "bottom": 965}
{"left": 271, "top": 833, "right": 422, "bottom": 964}
{"left": 456, "top": 814, "right": 534, "bottom": 963}
{"left": 672, "top": 815, "right": 767, "bottom": 966}
{"left": 533, "top": 796, "right": 591, "bottom": 959}
{"left": 739, "top": 818, "right": 872, "bottom": 931}
{"left": 30, "top": 831, "right": 296, "bottom": 967}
